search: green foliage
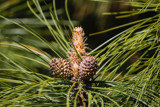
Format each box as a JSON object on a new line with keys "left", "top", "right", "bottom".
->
{"left": 0, "top": 0, "right": 160, "bottom": 106}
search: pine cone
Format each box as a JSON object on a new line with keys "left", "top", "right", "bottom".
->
{"left": 49, "top": 58, "right": 73, "bottom": 79}
{"left": 78, "top": 56, "right": 98, "bottom": 81}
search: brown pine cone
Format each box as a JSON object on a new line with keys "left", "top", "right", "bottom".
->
{"left": 49, "top": 58, "right": 73, "bottom": 79}
{"left": 78, "top": 56, "right": 98, "bottom": 81}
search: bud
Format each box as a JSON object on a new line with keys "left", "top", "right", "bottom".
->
{"left": 70, "top": 27, "right": 87, "bottom": 61}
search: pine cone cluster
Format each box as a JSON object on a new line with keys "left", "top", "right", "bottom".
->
{"left": 49, "top": 27, "right": 98, "bottom": 81}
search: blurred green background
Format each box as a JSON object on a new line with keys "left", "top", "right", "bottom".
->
{"left": 0, "top": 1, "right": 160, "bottom": 106}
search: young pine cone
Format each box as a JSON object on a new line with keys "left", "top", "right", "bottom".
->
{"left": 49, "top": 58, "right": 73, "bottom": 79}
{"left": 78, "top": 56, "right": 98, "bottom": 81}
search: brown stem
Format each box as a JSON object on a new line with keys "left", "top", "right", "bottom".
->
{"left": 77, "top": 85, "right": 87, "bottom": 107}
{"left": 79, "top": 91, "right": 86, "bottom": 107}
